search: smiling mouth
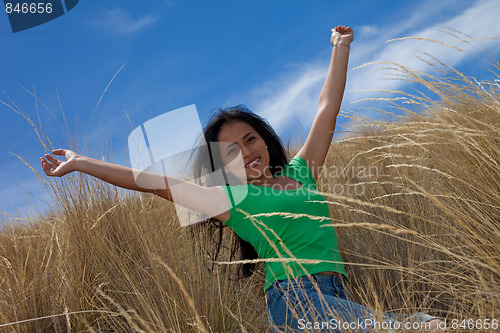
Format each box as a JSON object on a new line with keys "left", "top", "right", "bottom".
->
{"left": 245, "top": 157, "right": 260, "bottom": 168}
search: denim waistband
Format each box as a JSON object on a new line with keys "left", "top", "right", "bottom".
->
{"left": 266, "top": 273, "right": 344, "bottom": 299}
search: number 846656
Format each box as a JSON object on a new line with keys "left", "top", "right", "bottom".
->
{"left": 451, "top": 318, "right": 498, "bottom": 330}
{"left": 5, "top": 2, "right": 53, "bottom": 14}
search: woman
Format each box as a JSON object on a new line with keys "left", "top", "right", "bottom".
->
{"left": 41, "top": 26, "right": 440, "bottom": 332}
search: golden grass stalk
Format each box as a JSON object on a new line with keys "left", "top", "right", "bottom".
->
{"left": 1, "top": 35, "right": 499, "bottom": 332}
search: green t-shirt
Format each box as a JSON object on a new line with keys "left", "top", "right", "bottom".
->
{"left": 220, "top": 155, "right": 347, "bottom": 291}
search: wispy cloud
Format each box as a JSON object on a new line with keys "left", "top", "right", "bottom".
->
{"left": 249, "top": 0, "right": 500, "bottom": 136}
{"left": 349, "top": 0, "right": 500, "bottom": 98}
{"left": 88, "top": 8, "right": 160, "bottom": 35}
{"left": 250, "top": 64, "right": 326, "bottom": 135}
{"left": 0, "top": 161, "right": 52, "bottom": 220}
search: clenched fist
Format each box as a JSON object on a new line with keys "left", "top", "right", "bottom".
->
{"left": 331, "top": 25, "right": 354, "bottom": 46}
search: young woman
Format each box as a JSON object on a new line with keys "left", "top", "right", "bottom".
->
{"left": 41, "top": 26, "right": 441, "bottom": 332}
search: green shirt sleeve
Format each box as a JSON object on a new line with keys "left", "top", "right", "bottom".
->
{"left": 281, "top": 154, "right": 318, "bottom": 188}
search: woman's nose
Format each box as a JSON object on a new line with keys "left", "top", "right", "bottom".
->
{"left": 240, "top": 144, "right": 252, "bottom": 157}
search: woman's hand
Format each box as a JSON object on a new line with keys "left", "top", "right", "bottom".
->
{"left": 331, "top": 25, "right": 354, "bottom": 46}
{"left": 40, "top": 149, "right": 79, "bottom": 177}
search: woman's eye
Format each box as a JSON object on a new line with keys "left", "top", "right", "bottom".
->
{"left": 248, "top": 136, "right": 256, "bottom": 143}
{"left": 227, "top": 148, "right": 238, "bottom": 155}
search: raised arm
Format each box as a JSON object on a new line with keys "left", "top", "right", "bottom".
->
{"left": 40, "top": 149, "right": 231, "bottom": 222}
{"left": 297, "top": 25, "right": 354, "bottom": 179}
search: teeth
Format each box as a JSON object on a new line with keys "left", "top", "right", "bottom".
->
{"left": 246, "top": 157, "right": 260, "bottom": 168}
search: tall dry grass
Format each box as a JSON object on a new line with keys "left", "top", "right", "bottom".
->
{"left": 0, "top": 175, "right": 271, "bottom": 332}
{"left": 325, "top": 60, "right": 500, "bottom": 319}
{"left": 1, "top": 39, "right": 499, "bottom": 332}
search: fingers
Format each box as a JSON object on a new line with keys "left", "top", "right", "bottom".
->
{"left": 41, "top": 149, "right": 71, "bottom": 177}
{"left": 45, "top": 154, "right": 61, "bottom": 165}
{"left": 52, "top": 149, "right": 66, "bottom": 156}
{"left": 332, "top": 25, "right": 353, "bottom": 34}
{"left": 40, "top": 157, "right": 54, "bottom": 175}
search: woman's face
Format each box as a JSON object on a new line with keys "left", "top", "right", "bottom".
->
{"left": 217, "top": 121, "right": 271, "bottom": 182}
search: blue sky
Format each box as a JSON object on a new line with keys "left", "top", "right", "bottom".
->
{"left": 1, "top": 0, "right": 499, "bottom": 220}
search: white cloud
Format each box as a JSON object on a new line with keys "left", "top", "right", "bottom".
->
{"left": 358, "top": 25, "right": 378, "bottom": 38}
{"left": 248, "top": 0, "right": 500, "bottom": 138}
{"left": 251, "top": 64, "right": 325, "bottom": 134}
{"left": 0, "top": 173, "right": 51, "bottom": 221}
{"left": 89, "top": 8, "right": 160, "bottom": 35}
{"left": 350, "top": 0, "right": 500, "bottom": 96}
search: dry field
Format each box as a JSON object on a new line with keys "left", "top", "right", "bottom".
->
{"left": 1, "top": 45, "right": 499, "bottom": 332}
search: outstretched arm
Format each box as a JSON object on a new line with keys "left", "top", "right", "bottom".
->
{"left": 41, "top": 149, "right": 161, "bottom": 193}
{"left": 297, "top": 25, "right": 354, "bottom": 179}
{"left": 40, "top": 149, "right": 231, "bottom": 222}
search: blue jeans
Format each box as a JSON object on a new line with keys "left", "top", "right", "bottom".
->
{"left": 266, "top": 274, "right": 438, "bottom": 332}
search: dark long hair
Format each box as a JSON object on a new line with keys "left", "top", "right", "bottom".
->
{"left": 192, "top": 105, "right": 289, "bottom": 277}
